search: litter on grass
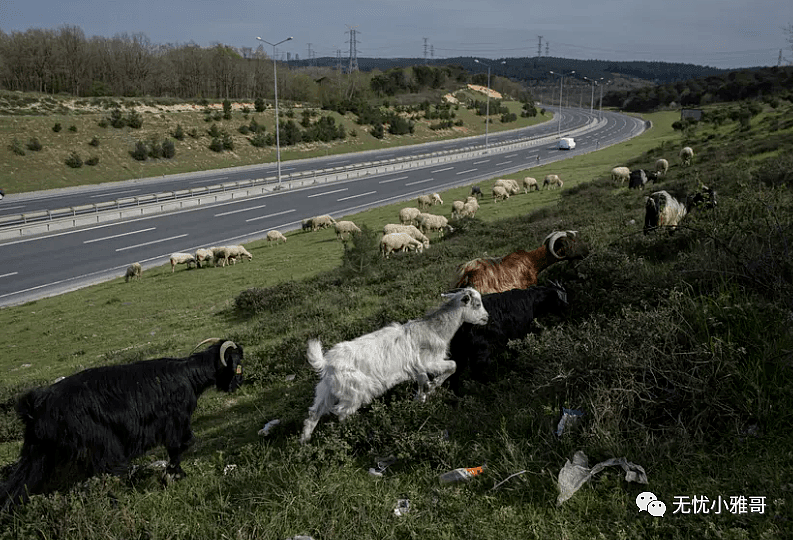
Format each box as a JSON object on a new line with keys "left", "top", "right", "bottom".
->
{"left": 557, "top": 450, "right": 648, "bottom": 506}
{"left": 555, "top": 408, "right": 584, "bottom": 437}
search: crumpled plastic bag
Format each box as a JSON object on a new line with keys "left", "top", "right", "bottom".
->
{"left": 556, "top": 450, "right": 648, "bottom": 506}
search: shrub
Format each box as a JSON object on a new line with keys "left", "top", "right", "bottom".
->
{"left": 88, "top": 137, "right": 100, "bottom": 147}
{"left": 339, "top": 225, "right": 382, "bottom": 278}
{"left": 223, "top": 99, "right": 232, "bottom": 120}
{"left": 187, "top": 128, "right": 198, "bottom": 138}
{"left": 173, "top": 124, "right": 185, "bottom": 140}
{"left": 162, "top": 139, "right": 176, "bottom": 159}
{"left": 65, "top": 151, "right": 83, "bottom": 168}
{"left": 27, "top": 137, "right": 42, "bottom": 151}
{"left": 97, "top": 119, "right": 109, "bottom": 128}
{"left": 249, "top": 132, "right": 272, "bottom": 148}
{"left": 254, "top": 97, "right": 265, "bottom": 112}
{"left": 130, "top": 141, "right": 148, "bottom": 161}
{"left": 207, "top": 123, "right": 221, "bottom": 138}
{"left": 109, "top": 109, "right": 126, "bottom": 128}
{"left": 9, "top": 139, "right": 26, "bottom": 156}
{"left": 126, "top": 111, "right": 143, "bottom": 129}
{"left": 222, "top": 132, "right": 234, "bottom": 151}
{"left": 371, "top": 122, "right": 384, "bottom": 139}
{"left": 147, "top": 140, "right": 163, "bottom": 159}
{"left": 85, "top": 156, "right": 99, "bottom": 166}
{"left": 209, "top": 137, "right": 224, "bottom": 152}
{"left": 68, "top": 125, "right": 77, "bottom": 133}
{"left": 52, "top": 122, "right": 62, "bottom": 133}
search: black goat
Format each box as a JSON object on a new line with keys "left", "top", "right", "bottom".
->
{"left": 0, "top": 338, "right": 243, "bottom": 512}
{"left": 447, "top": 283, "right": 568, "bottom": 394}
{"left": 628, "top": 169, "right": 649, "bottom": 189}
{"left": 470, "top": 185, "right": 483, "bottom": 199}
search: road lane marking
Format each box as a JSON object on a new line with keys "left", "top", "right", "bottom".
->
{"left": 473, "top": 159, "right": 490, "bottom": 165}
{"left": 90, "top": 189, "right": 140, "bottom": 198}
{"left": 431, "top": 167, "right": 454, "bottom": 173}
{"left": 84, "top": 227, "right": 157, "bottom": 244}
{"left": 496, "top": 161, "right": 513, "bottom": 166}
{"left": 0, "top": 272, "right": 17, "bottom": 279}
{"left": 214, "top": 203, "right": 268, "bottom": 217}
{"left": 308, "top": 188, "right": 348, "bottom": 198}
{"left": 378, "top": 175, "right": 408, "bottom": 184}
{"left": 245, "top": 209, "right": 296, "bottom": 222}
{"left": 338, "top": 191, "right": 376, "bottom": 201}
{"left": 116, "top": 234, "right": 188, "bottom": 252}
{"left": 405, "top": 178, "right": 435, "bottom": 186}
{"left": 456, "top": 169, "right": 478, "bottom": 175}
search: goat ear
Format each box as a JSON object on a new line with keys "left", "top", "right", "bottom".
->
{"left": 461, "top": 292, "right": 471, "bottom": 305}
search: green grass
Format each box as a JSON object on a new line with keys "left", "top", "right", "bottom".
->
{"left": 1, "top": 104, "right": 793, "bottom": 539}
{"left": 0, "top": 92, "right": 546, "bottom": 195}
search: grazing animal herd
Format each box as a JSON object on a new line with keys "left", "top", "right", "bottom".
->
{"left": 4, "top": 145, "right": 715, "bottom": 510}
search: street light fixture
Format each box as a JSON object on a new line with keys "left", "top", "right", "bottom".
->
{"left": 256, "top": 35, "right": 293, "bottom": 188}
{"left": 549, "top": 70, "right": 574, "bottom": 140}
{"left": 474, "top": 59, "right": 505, "bottom": 151}
{"left": 583, "top": 76, "right": 597, "bottom": 114}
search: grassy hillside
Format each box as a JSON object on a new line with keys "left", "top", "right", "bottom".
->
{"left": 1, "top": 102, "right": 792, "bottom": 539}
{"left": 0, "top": 92, "right": 546, "bottom": 195}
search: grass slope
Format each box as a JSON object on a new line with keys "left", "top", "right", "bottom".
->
{"left": 1, "top": 104, "right": 792, "bottom": 539}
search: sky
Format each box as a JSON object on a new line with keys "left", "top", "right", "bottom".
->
{"left": 2, "top": 0, "right": 791, "bottom": 69}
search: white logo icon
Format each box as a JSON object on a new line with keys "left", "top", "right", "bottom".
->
{"left": 636, "top": 492, "right": 666, "bottom": 517}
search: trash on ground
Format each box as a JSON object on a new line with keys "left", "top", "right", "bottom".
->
{"left": 368, "top": 454, "right": 397, "bottom": 477}
{"left": 393, "top": 498, "right": 410, "bottom": 517}
{"left": 258, "top": 419, "right": 281, "bottom": 436}
{"left": 491, "top": 469, "right": 527, "bottom": 490}
{"left": 555, "top": 408, "right": 584, "bottom": 437}
{"left": 439, "top": 465, "right": 486, "bottom": 484}
{"left": 223, "top": 464, "right": 237, "bottom": 475}
{"left": 557, "top": 450, "right": 648, "bottom": 506}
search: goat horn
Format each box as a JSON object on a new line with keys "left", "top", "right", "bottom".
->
{"left": 219, "top": 341, "right": 238, "bottom": 367}
{"left": 190, "top": 337, "right": 222, "bottom": 355}
{"left": 546, "top": 231, "right": 566, "bottom": 259}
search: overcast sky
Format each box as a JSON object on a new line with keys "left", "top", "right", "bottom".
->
{"left": 2, "top": 0, "right": 791, "bottom": 69}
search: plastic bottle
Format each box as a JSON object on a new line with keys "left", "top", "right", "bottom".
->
{"left": 438, "top": 465, "right": 486, "bottom": 484}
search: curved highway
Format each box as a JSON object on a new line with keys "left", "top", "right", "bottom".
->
{"left": 0, "top": 107, "right": 645, "bottom": 307}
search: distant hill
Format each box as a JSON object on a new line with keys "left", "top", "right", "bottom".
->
{"left": 291, "top": 56, "right": 732, "bottom": 86}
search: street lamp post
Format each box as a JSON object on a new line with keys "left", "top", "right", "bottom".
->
{"left": 474, "top": 59, "right": 505, "bottom": 152}
{"left": 599, "top": 79, "right": 608, "bottom": 119}
{"left": 549, "top": 70, "right": 574, "bottom": 140}
{"left": 256, "top": 36, "right": 293, "bottom": 188}
{"left": 583, "top": 76, "right": 596, "bottom": 114}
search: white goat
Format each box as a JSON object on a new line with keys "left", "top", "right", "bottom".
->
{"left": 300, "top": 287, "right": 489, "bottom": 443}
{"left": 266, "top": 230, "right": 287, "bottom": 245}
{"left": 170, "top": 252, "right": 196, "bottom": 273}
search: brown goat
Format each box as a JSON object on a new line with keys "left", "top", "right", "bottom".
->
{"left": 453, "top": 231, "right": 589, "bottom": 293}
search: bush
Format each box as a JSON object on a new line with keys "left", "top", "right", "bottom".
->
{"left": 162, "top": 139, "right": 176, "bottom": 159}
{"left": 222, "top": 132, "right": 234, "bottom": 151}
{"left": 52, "top": 122, "right": 62, "bottom": 133}
{"left": 88, "top": 137, "right": 100, "bottom": 147}
{"left": 9, "top": 139, "right": 25, "bottom": 156}
{"left": 249, "top": 132, "right": 272, "bottom": 148}
{"left": 339, "top": 225, "right": 382, "bottom": 278}
{"left": 85, "top": 156, "right": 99, "bottom": 166}
{"left": 147, "top": 140, "right": 163, "bottom": 159}
{"left": 254, "top": 97, "right": 265, "bottom": 113}
{"left": 209, "top": 137, "right": 224, "bottom": 152}
{"left": 130, "top": 141, "right": 148, "bottom": 161}
{"left": 97, "top": 119, "right": 109, "bottom": 128}
{"left": 173, "top": 124, "right": 185, "bottom": 140}
{"left": 27, "top": 137, "right": 42, "bottom": 151}
{"left": 187, "top": 128, "right": 198, "bottom": 138}
{"left": 109, "top": 109, "right": 125, "bottom": 128}
{"left": 207, "top": 123, "right": 221, "bottom": 138}
{"left": 65, "top": 151, "right": 83, "bottom": 168}
{"left": 371, "top": 122, "right": 384, "bottom": 139}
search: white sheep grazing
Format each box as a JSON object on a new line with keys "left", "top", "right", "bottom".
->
{"left": 494, "top": 178, "right": 520, "bottom": 195}
{"left": 679, "top": 147, "right": 694, "bottom": 167}
{"left": 170, "top": 252, "right": 196, "bottom": 273}
{"left": 334, "top": 220, "right": 361, "bottom": 240}
{"left": 522, "top": 177, "right": 539, "bottom": 193}
{"left": 655, "top": 159, "right": 669, "bottom": 176}
{"left": 383, "top": 224, "right": 430, "bottom": 248}
{"left": 399, "top": 207, "right": 422, "bottom": 226}
{"left": 417, "top": 213, "right": 452, "bottom": 237}
{"left": 451, "top": 200, "right": 466, "bottom": 219}
{"left": 492, "top": 185, "right": 510, "bottom": 202}
{"left": 214, "top": 245, "right": 252, "bottom": 267}
{"left": 300, "top": 287, "right": 489, "bottom": 443}
{"left": 309, "top": 215, "right": 336, "bottom": 231}
{"left": 611, "top": 167, "right": 630, "bottom": 184}
{"left": 543, "top": 174, "right": 563, "bottom": 190}
{"left": 195, "top": 248, "right": 214, "bottom": 268}
{"left": 417, "top": 194, "right": 434, "bottom": 210}
{"left": 431, "top": 193, "right": 443, "bottom": 205}
{"left": 267, "top": 230, "right": 287, "bottom": 245}
{"left": 380, "top": 232, "right": 425, "bottom": 257}
{"left": 460, "top": 200, "right": 479, "bottom": 218}
{"left": 124, "top": 262, "right": 142, "bottom": 283}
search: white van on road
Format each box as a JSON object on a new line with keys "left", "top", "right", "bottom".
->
{"left": 558, "top": 137, "right": 576, "bottom": 150}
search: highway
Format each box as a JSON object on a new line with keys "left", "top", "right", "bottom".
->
{"left": 0, "top": 107, "right": 646, "bottom": 307}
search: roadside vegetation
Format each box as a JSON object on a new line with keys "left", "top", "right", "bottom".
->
{"left": 1, "top": 89, "right": 792, "bottom": 539}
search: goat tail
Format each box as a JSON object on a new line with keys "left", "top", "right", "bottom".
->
{"left": 306, "top": 339, "right": 326, "bottom": 371}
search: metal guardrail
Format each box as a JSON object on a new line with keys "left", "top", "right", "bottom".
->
{"left": 0, "top": 115, "right": 602, "bottom": 239}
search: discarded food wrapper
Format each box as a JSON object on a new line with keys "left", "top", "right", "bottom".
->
{"left": 223, "top": 464, "right": 238, "bottom": 475}
{"left": 258, "top": 419, "right": 281, "bottom": 436}
{"left": 556, "top": 450, "right": 648, "bottom": 506}
{"left": 555, "top": 408, "right": 584, "bottom": 437}
{"left": 393, "top": 498, "right": 410, "bottom": 517}
{"left": 439, "top": 465, "right": 486, "bottom": 484}
{"left": 368, "top": 454, "right": 397, "bottom": 477}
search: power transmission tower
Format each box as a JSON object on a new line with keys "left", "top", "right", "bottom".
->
{"left": 778, "top": 49, "right": 784, "bottom": 67}
{"left": 537, "top": 36, "right": 543, "bottom": 57}
{"left": 430, "top": 45, "right": 434, "bottom": 60}
{"left": 336, "top": 49, "right": 342, "bottom": 71}
{"left": 546, "top": 42, "right": 549, "bottom": 56}
{"left": 424, "top": 37, "right": 429, "bottom": 64}
{"left": 307, "top": 43, "right": 314, "bottom": 66}
{"left": 347, "top": 26, "right": 359, "bottom": 73}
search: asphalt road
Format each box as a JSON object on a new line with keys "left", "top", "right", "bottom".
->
{"left": 0, "top": 107, "right": 645, "bottom": 307}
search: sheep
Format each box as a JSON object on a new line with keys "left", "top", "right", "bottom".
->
{"left": 399, "top": 207, "right": 422, "bottom": 226}
{"left": 299, "top": 288, "right": 489, "bottom": 443}
{"left": 308, "top": 215, "right": 337, "bottom": 231}
{"left": 170, "top": 252, "right": 196, "bottom": 273}
{"left": 460, "top": 200, "right": 479, "bottom": 218}
{"left": 628, "top": 169, "right": 649, "bottom": 190}
{"left": 334, "top": 220, "right": 362, "bottom": 240}
{"left": 494, "top": 178, "right": 520, "bottom": 195}
{"left": 523, "top": 177, "right": 539, "bottom": 193}
{"left": 417, "top": 193, "right": 443, "bottom": 210}
{"left": 417, "top": 213, "right": 453, "bottom": 237}
{"left": 492, "top": 185, "right": 510, "bottom": 202}
{"left": 611, "top": 166, "right": 630, "bottom": 184}
{"left": 195, "top": 248, "right": 214, "bottom": 268}
{"left": 213, "top": 245, "right": 252, "bottom": 267}
{"left": 470, "top": 185, "right": 483, "bottom": 199}
{"left": 124, "top": 262, "right": 142, "bottom": 283}
{"left": 447, "top": 282, "right": 568, "bottom": 394}
{"left": 380, "top": 232, "right": 424, "bottom": 257}
{"left": 679, "top": 146, "right": 694, "bottom": 166}
{"left": 453, "top": 231, "right": 590, "bottom": 293}
{"left": 432, "top": 193, "right": 443, "bottom": 205}
{"left": 0, "top": 339, "right": 244, "bottom": 512}
{"left": 543, "top": 174, "right": 563, "bottom": 190}
{"left": 451, "top": 200, "right": 466, "bottom": 219}
{"left": 266, "top": 230, "right": 287, "bottom": 245}
{"left": 382, "top": 224, "right": 430, "bottom": 248}
{"left": 643, "top": 186, "right": 716, "bottom": 235}
{"left": 655, "top": 158, "right": 669, "bottom": 176}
